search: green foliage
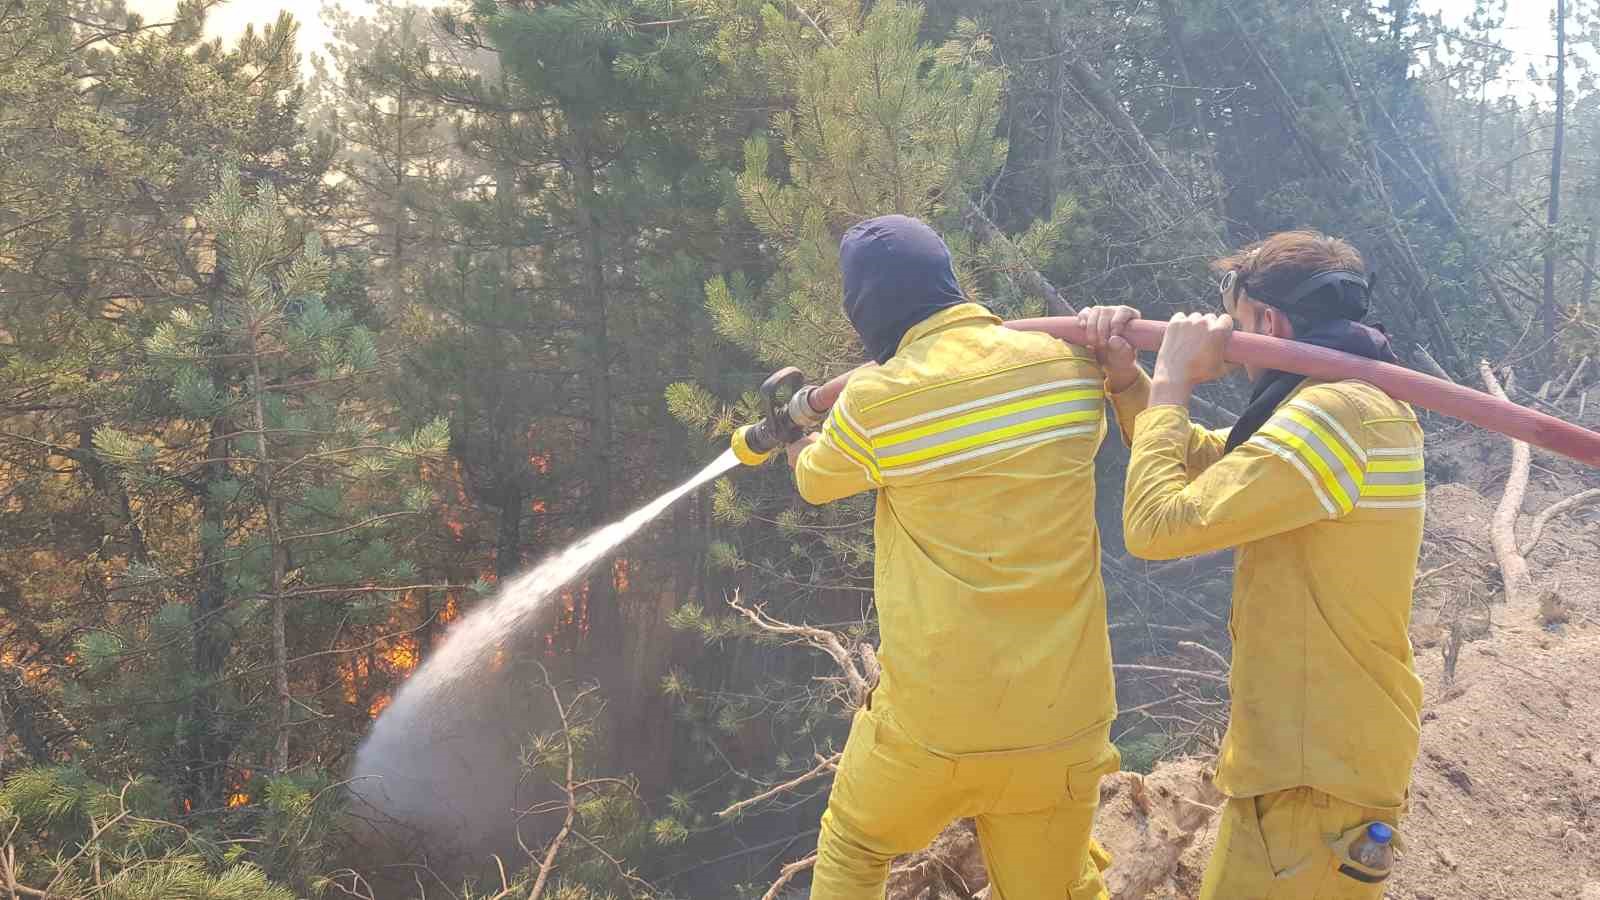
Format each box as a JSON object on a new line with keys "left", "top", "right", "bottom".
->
{"left": 0, "top": 768, "right": 296, "bottom": 900}
{"left": 6, "top": 0, "right": 1596, "bottom": 895}
{"left": 1115, "top": 733, "right": 1171, "bottom": 775}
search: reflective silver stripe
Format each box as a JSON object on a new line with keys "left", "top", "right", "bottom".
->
{"left": 1267, "top": 415, "right": 1363, "bottom": 507}
{"left": 1358, "top": 498, "right": 1427, "bottom": 510}
{"left": 1366, "top": 469, "right": 1425, "bottom": 486}
{"left": 882, "top": 424, "right": 1098, "bottom": 477}
{"left": 875, "top": 397, "right": 1103, "bottom": 459}
{"left": 1368, "top": 446, "right": 1422, "bottom": 458}
{"left": 1289, "top": 399, "right": 1367, "bottom": 465}
{"left": 866, "top": 378, "right": 1100, "bottom": 436}
{"left": 1248, "top": 432, "right": 1339, "bottom": 518}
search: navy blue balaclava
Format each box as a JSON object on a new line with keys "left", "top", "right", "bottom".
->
{"left": 839, "top": 215, "right": 968, "bottom": 364}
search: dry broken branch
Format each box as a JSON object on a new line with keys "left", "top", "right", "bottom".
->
{"left": 1113, "top": 664, "right": 1229, "bottom": 685}
{"left": 763, "top": 853, "right": 818, "bottom": 900}
{"left": 1177, "top": 641, "right": 1230, "bottom": 673}
{"left": 525, "top": 663, "right": 581, "bottom": 900}
{"left": 1480, "top": 362, "right": 1533, "bottom": 605}
{"left": 1414, "top": 344, "right": 1454, "bottom": 383}
{"left": 959, "top": 198, "right": 1074, "bottom": 315}
{"left": 1520, "top": 489, "right": 1600, "bottom": 555}
{"left": 719, "top": 753, "right": 841, "bottom": 819}
{"left": 729, "top": 591, "right": 871, "bottom": 707}
{"left": 1557, "top": 356, "right": 1591, "bottom": 403}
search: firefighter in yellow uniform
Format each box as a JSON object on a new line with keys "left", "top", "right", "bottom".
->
{"left": 1082, "top": 231, "right": 1425, "bottom": 898}
{"left": 787, "top": 215, "right": 1119, "bottom": 899}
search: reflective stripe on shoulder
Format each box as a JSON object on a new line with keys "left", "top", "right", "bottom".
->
{"left": 1247, "top": 432, "right": 1342, "bottom": 518}
{"left": 868, "top": 380, "right": 1103, "bottom": 478}
{"left": 1254, "top": 400, "right": 1368, "bottom": 516}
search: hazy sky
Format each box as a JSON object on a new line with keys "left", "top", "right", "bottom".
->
{"left": 129, "top": 0, "right": 1561, "bottom": 95}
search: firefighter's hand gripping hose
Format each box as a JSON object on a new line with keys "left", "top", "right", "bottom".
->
{"left": 731, "top": 315, "right": 1600, "bottom": 468}
{"left": 730, "top": 367, "right": 828, "bottom": 465}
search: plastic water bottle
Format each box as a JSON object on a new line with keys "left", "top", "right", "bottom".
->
{"left": 1348, "top": 822, "right": 1395, "bottom": 870}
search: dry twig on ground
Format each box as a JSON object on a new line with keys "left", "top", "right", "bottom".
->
{"left": 1519, "top": 489, "right": 1600, "bottom": 555}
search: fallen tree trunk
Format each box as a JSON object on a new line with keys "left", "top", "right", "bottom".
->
{"left": 1480, "top": 362, "right": 1533, "bottom": 606}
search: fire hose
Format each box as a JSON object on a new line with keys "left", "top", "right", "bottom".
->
{"left": 730, "top": 316, "right": 1600, "bottom": 468}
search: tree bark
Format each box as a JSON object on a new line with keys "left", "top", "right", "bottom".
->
{"left": 1480, "top": 362, "right": 1532, "bottom": 606}
{"left": 248, "top": 327, "right": 292, "bottom": 776}
{"left": 1043, "top": 6, "right": 1064, "bottom": 215}
{"left": 570, "top": 124, "right": 619, "bottom": 672}
{"left": 1158, "top": 0, "right": 1227, "bottom": 228}
{"left": 1582, "top": 221, "right": 1597, "bottom": 310}
{"left": 1062, "top": 56, "right": 1192, "bottom": 216}
{"left": 189, "top": 270, "right": 235, "bottom": 808}
{"left": 494, "top": 483, "right": 524, "bottom": 584}
{"left": 1544, "top": 0, "right": 1568, "bottom": 374}
{"left": 492, "top": 153, "right": 523, "bottom": 587}
{"left": 1316, "top": 9, "right": 1467, "bottom": 369}
{"left": 1504, "top": 105, "right": 1517, "bottom": 195}
{"left": 1329, "top": 14, "right": 1520, "bottom": 343}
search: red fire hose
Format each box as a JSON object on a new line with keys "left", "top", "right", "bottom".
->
{"left": 805, "top": 316, "right": 1600, "bottom": 468}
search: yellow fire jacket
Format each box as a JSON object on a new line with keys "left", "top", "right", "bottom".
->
{"left": 795, "top": 303, "right": 1116, "bottom": 754}
{"left": 1112, "top": 371, "right": 1424, "bottom": 809}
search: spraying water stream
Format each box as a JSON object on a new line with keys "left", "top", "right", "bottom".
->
{"left": 347, "top": 448, "right": 740, "bottom": 865}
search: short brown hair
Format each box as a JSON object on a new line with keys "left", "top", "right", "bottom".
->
{"left": 1211, "top": 230, "right": 1365, "bottom": 317}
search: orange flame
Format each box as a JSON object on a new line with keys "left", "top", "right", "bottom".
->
{"left": 183, "top": 798, "right": 193, "bottom": 814}
{"left": 530, "top": 453, "right": 550, "bottom": 473}
{"left": 530, "top": 499, "right": 546, "bottom": 513}
{"left": 227, "top": 792, "right": 250, "bottom": 808}
{"left": 341, "top": 656, "right": 370, "bottom": 705}
{"left": 382, "top": 638, "right": 419, "bottom": 675}
{"left": 368, "top": 693, "right": 392, "bottom": 718}
{"left": 438, "top": 595, "right": 460, "bottom": 625}
{"left": 613, "top": 558, "right": 630, "bottom": 592}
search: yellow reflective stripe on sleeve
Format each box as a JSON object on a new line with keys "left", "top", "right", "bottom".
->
{"left": 1359, "top": 447, "right": 1424, "bottom": 508}
{"left": 1254, "top": 420, "right": 1362, "bottom": 515}
{"left": 1247, "top": 431, "right": 1341, "bottom": 518}
{"left": 824, "top": 406, "right": 882, "bottom": 483}
{"left": 872, "top": 386, "right": 1103, "bottom": 476}
{"left": 1368, "top": 458, "right": 1423, "bottom": 473}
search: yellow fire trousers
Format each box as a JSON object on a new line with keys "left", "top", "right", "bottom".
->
{"left": 811, "top": 704, "right": 1118, "bottom": 900}
{"left": 1199, "top": 787, "right": 1400, "bottom": 900}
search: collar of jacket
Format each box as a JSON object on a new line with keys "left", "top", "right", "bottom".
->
{"left": 892, "top": 302, "right": 1001, "bottom": 356}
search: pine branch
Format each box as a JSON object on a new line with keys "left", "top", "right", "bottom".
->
{"left": 718, "top": 752, "right": 841, "bottom": 819}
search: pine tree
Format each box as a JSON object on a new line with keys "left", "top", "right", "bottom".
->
{"left": 88, "top": 167, "right": 446, "bottom": 784}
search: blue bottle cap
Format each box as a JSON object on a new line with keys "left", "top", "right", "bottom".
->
{"left": 1366, "top": 822, "right": 1393, "bottom": 844}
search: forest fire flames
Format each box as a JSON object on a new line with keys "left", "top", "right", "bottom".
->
{"left": 226, "top": 769, "right": 253, "bottom": 808}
